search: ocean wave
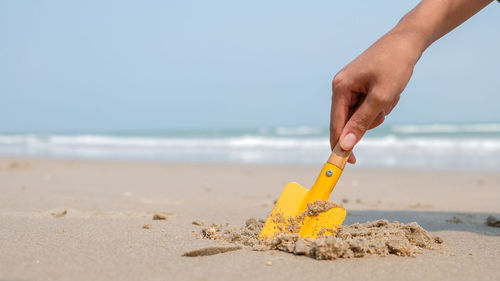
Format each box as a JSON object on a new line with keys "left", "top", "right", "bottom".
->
{"left": 1, "top": 133, "right": 499, "bottom": 169}
{"left": 0, "top": 134, "right": 499, "bottom": 154}
{"left": 0, "top": 135, "right": 326, "bottom": 149}
{"left": 391, "top": 123, "right": 500, "bottom": 134}
{"left": 274, "top": 126, "right": 325, "bottom": 136}
{"left": 359, "top": 135, "right": 500, "bottom": 154}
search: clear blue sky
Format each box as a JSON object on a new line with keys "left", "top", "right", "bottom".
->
{"left": 1, "top": 1, "right": 498, "bottom": 133}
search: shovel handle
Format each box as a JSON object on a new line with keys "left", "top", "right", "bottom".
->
{"left": 327, "top": 143, "right": 351, "bottom": 170}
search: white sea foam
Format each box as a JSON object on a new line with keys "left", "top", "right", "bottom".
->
{"left": 41, "top": 135, "right": 326, "bottom": 149}
{"left": 0, "top": 134, "right": 499, "bottom": 150}
{"left": 391, "top": 123, "right": 500, "bottom": 134}
{"left": 359, "top": 135, "right": 500, "bottom": 155}
{"left": 1, "top": 134, "right": 499, "bottom": 153}
{"left": 274, "top": 126, "right": 325, "bottom": 136}
{"left": 0, "top": 128, "right": 499, "bottom": 169}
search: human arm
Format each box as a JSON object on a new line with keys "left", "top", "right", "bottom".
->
{"left": 330, "top": 0, "right": 494, "bottom": 163}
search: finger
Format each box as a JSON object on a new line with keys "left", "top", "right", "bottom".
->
{"left": 339, "top": 93, "right": 386, "bottom": 151}
{"left": 347, "top": 152, "right": 356, "bottom": 164}
{"left": 368, "top": 111, "right": 385, "bottom": 130}
{"left": 386, "top": 95, "right": 400, "bottom": 115}
{"left": 330, "top": 83, "right": 351, "bottom": 150}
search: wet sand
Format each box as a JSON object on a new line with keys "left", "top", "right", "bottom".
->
{"left": 0, "top": 158, "right": 499, "bottom": 280}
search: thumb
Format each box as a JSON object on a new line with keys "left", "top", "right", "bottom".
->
{"left": 339, "top": 95, "right": 384, "bottom": 151}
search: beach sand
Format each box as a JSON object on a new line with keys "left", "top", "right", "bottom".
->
{"left": 0, "top": 158, "right": 499, "bottom": 281}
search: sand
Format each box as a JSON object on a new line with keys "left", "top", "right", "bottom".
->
{"left": 0, "top": 158, "right": 499, "bottom": 281}
{"left": 199, "top": 210, "right": 443, "bottom": 259}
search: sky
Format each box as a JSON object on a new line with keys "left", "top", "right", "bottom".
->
{"left": 0, "top": 0, "right": 499, "bottom": 133}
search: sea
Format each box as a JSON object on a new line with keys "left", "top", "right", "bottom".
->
{"left": 1, "top": 122, "right": 500, "bottom": 170}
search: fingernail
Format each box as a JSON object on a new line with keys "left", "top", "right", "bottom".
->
{"left": 340, "top": 133, "right": 357, "bottom": 151}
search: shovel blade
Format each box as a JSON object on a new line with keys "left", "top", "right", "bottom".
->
{"left": 258, "top": 182, "right": 308, "bottom": 239}
{"left": 299, "top": 207, "right": 346, "bottom": 238}
{"left": 259, "top": 163, "right": 346, "bottom": 240}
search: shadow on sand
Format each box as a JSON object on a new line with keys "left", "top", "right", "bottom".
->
{"left": 345, "top": 210, "right": 500, "bottom": 236}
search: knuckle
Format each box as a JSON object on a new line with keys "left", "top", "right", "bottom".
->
{"left": 375, "top": 112, "right": 386, "bottom": 124}
{"left": 384, "top": 105, "right": 393, "bottom": 116}
{"left": 332, "top": 71, "right": 348, "bottom": 90}
{"left": 370, "top": 91, "right": 392, "bottom": 106}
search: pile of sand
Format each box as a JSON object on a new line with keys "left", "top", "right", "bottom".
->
{"left": 200, "top": 201, "right": 443, "bottom": 260}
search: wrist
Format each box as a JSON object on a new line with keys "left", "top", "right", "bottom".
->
{"left": 378, "top": 28, "right": 425, "bottom": 67}
{"left": 390, "top": 17, "right": 434, "bottom": 55}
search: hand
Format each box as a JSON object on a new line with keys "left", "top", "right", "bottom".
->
{"left": 330, "top": 30, "right": 422, "bottom": 164}
{"left": 329, "top": 0, "right": 492, "bottom": 164}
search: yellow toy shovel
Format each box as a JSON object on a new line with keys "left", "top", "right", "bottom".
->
{"left": 259, "top": 143, "right": 351, "bottom": 239}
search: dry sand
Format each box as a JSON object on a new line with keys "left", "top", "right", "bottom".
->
{"left": 0, "top": 158, "right": 499, "bottom": 281}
